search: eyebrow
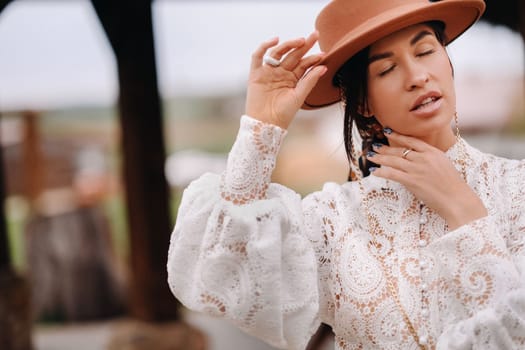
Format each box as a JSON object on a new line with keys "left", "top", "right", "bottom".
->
{"left": 368, "top": 30, "right": 434, "bottom": 65}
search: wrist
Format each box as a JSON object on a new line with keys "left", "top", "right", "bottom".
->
{"left": 445, "top": 191, "right": 487, "bottom": 230}
{"left": 243, "top": 112, "right": 289, "bottom": 130}
{"left": 220, "top": 115, "right": 287, "bottom": 204}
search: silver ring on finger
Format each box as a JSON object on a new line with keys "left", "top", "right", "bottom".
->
{"left": 401, "top": 148, "right": 413, "bottom": 159}
{"left": 263, "top": 55, "right": 281, "bottom": 67}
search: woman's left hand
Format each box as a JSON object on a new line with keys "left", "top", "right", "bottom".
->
{"left": 367, "top": 131, "right": 487, "bottom": 230}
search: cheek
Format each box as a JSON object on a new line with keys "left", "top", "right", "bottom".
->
{"left": 367, "top": 81, "right": 401, "bottom": 121}
{"left": 436, "top": 57, "right": 457, "bottom": 104}
{"left": 438, "top": 57, "right": 453, "bottom": 80}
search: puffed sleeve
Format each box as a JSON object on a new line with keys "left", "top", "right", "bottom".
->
{"left": 167, "top": 115, "right": 325, "bottom": 350}
{"left": 435, "top": 159, "right": 525, "bottom": 349}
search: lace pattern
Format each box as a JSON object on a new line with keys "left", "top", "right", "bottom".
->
{"left": 168, "top": 115, "right": 525, "bottom": 350}
{"left": 220, "top": 115, "right": 286, "bottom": 205}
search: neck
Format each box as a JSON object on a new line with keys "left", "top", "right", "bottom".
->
{"left": 390, "top": 127, "right": 456, "bottom": 151}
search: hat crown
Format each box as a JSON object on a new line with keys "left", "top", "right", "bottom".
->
{"left": 316, "top": 0, "right": 434, "bottom": 53}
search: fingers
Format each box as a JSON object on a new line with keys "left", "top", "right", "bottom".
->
{"left": 279, "top": 31, "right": 319, "bottom": 70}
{"left": 382, "top": 130, "right": 430, "bottom": 153}
{"left": 367, "top": 148, "right": 412, "bottom": 171}
{"left": 366, "top": 129, "right": 450, "bottom": 185}
{"left": 366, "top": 131, "right": 428, "bottom": 172}
{"left": 371, "top": 144, "right": 418, "bottom": 162}
{"left": 295, "top": 65, "right": 327, "bottom": 102}
{"left": 366, "top": 129, "right": 438, "bottom": 165}
{"left": 293, "top": 52, "right": 325, "bottom": 80}
{"left": 252, "top": 32, "right": 321, "bottom": 73}
{"left": 251, "top": 37, "right": 279, "bottom": 71}
{"left": 269, "top": 37, "right": 306, "bottom": 61}
{"left": 369, "top": 164, "right": 412, "bottom": 185}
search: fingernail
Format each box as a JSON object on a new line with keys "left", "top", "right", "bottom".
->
{"left": 372, "top": 143, "right": 383, "bottom": 149}
{"left": 383, "top": 127, "right": 392, "bottom": 135}
{"left": 369, "top": 167, "right": 378, "bottom": 173}
{"left": 366, "top": 151, "right": 376, "bottom": 158}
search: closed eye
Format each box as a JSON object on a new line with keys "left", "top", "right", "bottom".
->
{"left": 379, "top": 65, "right": 395, "bottom": 76}
{"left": 417, "top": 49, "right": 435, "bottom": 57}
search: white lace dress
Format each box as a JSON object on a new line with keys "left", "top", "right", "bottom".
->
{"left": 167, "top": 115, "right": 525, "bottom": 350}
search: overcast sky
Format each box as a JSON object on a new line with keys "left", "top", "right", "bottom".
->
{"left": 0, "top": 0, "right": 523, "bottom": 111}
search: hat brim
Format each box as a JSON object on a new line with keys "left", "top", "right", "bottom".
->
{"left": 302, "top": 0, "right": 485, "bottom": 110}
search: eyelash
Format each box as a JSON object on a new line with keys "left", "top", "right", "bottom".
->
{"left": 417, "top": 49, "right": 435, "bottom": 57}
{"left": 378, "top": 49, "right": 435, "bottom": 77}
{"left": 379, "top": 66, "right": 395, "bottom": 77}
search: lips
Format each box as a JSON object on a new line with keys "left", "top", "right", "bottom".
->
{"left": 410, "top": 92, "right": 442, "bottom": 111}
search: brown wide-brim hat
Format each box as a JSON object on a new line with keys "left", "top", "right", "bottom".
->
{"left": 302, "top": 0, "right": 486, "bottom": 110}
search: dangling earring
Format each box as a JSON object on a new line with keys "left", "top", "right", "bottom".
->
{"left": 454, "top": 111, "right": 468, "bottom": 180}
{"left": 454, "top": 111, "right": 461, "bottom": 140}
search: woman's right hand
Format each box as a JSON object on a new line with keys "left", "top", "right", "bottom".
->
{"left": 245, "top": 32, "right": 327, "bottom": 129}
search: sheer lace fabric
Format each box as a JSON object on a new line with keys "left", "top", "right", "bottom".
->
{"left": 168, "top": 115, "right": 525, "bottom": 349}
{"left": 220, "top": 116, "right": 286, "bottom": 205}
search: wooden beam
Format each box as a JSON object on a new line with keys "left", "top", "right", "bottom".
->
{"left": 0, "top": 0, "right": 12, "bottom": 14}
{"left": 483, "top": 1, "right": 520, "bottom": 31}
{"left": 90, "top": 0, "right": 179, "bottom": 321}
{"left": 521, "top": 0, "right": 525, "bottom": 101}
{"left": 0, "top": 0, "right": 13, "bottom": 275}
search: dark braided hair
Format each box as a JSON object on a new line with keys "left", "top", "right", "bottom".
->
{"left": 334, "top": 21, "right": 447, "bottom": 181}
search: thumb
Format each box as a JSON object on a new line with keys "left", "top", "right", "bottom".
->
{"left": 295, "top": 65, "right": 327, "bottom": 103}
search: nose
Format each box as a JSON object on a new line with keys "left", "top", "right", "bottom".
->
{"left": 404, "top": 60, "right": 429, "bottom": 91}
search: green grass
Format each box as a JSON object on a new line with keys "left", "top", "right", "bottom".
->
{"left": 102, "top": 194, "right": 130, "bottom": 260}
{"left": 6, "top": 200, "right": 27, "bottom": 271}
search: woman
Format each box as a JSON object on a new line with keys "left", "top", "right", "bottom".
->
{"left": 167, "top": 0, "right": 525, "bottom": 349}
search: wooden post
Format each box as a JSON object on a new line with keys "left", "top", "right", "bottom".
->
{"left": 90, "top": 0, "right": 179, "bottom": 321}
{"left": 21, "top": 111, "right": 43, "bottom": 205}
{"left": 0, "top": 6, "right": 34, "bottom": 350}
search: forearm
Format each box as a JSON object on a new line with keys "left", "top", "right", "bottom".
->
{"left": 220, "top": 115, "right": 286, "bottom": 205}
